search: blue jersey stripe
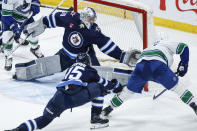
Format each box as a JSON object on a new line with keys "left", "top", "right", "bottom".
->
{"left": 100, "top": 39, "right": 112, "bottom": 51}
{"left": 56, "top": 80, "right": 87, "bottom": 88}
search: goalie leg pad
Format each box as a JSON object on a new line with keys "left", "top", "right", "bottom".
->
{"left": 15, "top": 55, "right": 61, "bottom": 80}
{"left": 93, "top": 66, "right": 132, "bottom": 86}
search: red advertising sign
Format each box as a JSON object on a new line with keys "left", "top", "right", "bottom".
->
{"left": 160, "top": 0, "right": 197, "bottom": 14}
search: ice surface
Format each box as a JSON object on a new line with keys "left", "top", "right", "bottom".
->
{"left": 0, "top": 8, "right": 197, "bottom": 131}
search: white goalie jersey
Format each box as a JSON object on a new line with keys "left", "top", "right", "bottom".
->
{"left": 2, "top": 0, "right": 32, "bottom": 22}
{"left": 138, "top": 40, "right": 187, "bottom": 67}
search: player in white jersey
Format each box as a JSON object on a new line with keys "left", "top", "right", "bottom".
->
{"left": 1, "top": 0, "right": 44, "bottom": 71}
{"left": 102, "top": 40, "right": 197, "bottom": 118}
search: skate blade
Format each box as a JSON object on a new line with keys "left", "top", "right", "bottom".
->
{"left": 90, "top": 123, "right": 109, "bottom": 130}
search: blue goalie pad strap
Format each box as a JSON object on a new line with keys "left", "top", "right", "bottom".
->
{"left": 15, "top": 60, "right": 36, "bottom": 68}
{"left": 113, "top": 68, "right": 132, "bottom": 75}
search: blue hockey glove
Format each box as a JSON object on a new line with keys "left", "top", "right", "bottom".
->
{"left": 177, "top": 61, "right": 188, "bottom": 77}
{"left": 111, "top": 79, "right": 123, "bottom": 93}
{"left": 31, "top": 5, "right": 40, "bottom": 16}
{"left": 10, "top": 23, "right": 21, "bottom": 41}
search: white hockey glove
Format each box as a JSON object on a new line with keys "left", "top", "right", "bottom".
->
{"left": 120, "top": 49, "right": 141, "bottom": 67}
{"left": 24, "top": 17, "right": 47, "bottom": 37}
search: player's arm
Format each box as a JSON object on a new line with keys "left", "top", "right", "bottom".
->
{"left": 24, "top": 11, "right": 80, "bottom": 37}
{"left": 42, "top": 11, "right": 80, "bottom": 28}
{"left": 87, "top": 66, "right": 122, "bottom": 92}
{"left": 176, "top": 43, "right": 189, "bottom": 77}
{"left": 92, "top": 25, "right": 141, "bottom": 67}
{"left": 165, "top": 41, "right": 189, "bottom": 76}
{"left": 31, "top": 0, "right": 40, "bottom": 16}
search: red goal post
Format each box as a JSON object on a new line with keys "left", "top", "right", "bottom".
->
{"left": 73, "top": 0, "right": 150, "bottom": 91}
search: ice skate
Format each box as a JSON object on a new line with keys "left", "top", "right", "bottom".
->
{"left": 90, "top": 114, "right": 109, "bottom": 129}
{"left": 30, "top": 45, "right": 44, "bottom": 58}
{"left": 101, "top": 106, "right": 113, "bottom": 117}
{"left": 4, "top": 56, "right": 13, "bottom": 71}
{"left": 190, "top": 102, "right": 197, "bottom": 115}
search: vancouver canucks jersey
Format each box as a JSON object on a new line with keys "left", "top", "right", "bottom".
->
{"left": 56, "top": 62, "right": 117, "bottom": 91}
{"left": 1, "top": 0, "right": 39, "bottom": 23}
{"left": 43, "top": 11, "right": 123, "bottom": 60}
{"left": 138, "top": 40, "right": 188, "bottom": 67}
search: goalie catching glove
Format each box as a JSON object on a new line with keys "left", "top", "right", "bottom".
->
{"left": 24, "top": 17, "right": 47, "bottom": 37}
{"left": 120, "top": 49, "right": 141, "bottom": 67}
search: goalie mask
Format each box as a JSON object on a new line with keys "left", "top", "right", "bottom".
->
{"left": 80, "top": 7, "right": 97, "bottom": 29}
{"left": 76, "top": 53, "right": 91, "bottom": 65}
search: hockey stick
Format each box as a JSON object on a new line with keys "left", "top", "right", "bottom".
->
{"left": 0, "top": 11, "right": 34, "bottom": 53}
{"left": 50, "top": 0, "right": 68, "bottom": 14}
{"left": 5, "top": 0, "right": 68, "bottom": 56}
{"left": 153, "top": 72, "right": 180, "bottom": 100}
{"left": 40, "top": 4, "right": 74, "bottom": 12}
{"left": 7, "top": 33, "right": 33, "bottom": 58}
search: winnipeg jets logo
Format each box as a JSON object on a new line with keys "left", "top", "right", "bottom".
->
{"left": 68, "top": 31, "right": 84, "bottom": 48}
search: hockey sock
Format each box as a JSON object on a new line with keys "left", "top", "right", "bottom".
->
{"left": 110, "top": 87, "right": 134, "bottom": 108}
{"left": 110, "top": 94, "right": 123, "bottom": 108}
{"left": 29, "top": 40, "right": 39, "bottom": 48}
{"left": 18, "top": 119, "right": 37, "bottom": 131}
{"left": 171, "top": 84, "right": 196, "bottom": 105}
{"left": 34, "top": 115, "right": 54, "bottom": 129}
{"left": 92, "top": 95, "right": 104, "bottom": 115}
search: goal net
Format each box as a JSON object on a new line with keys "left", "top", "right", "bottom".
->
{"left": 73, "top": 0, "right": 159, "bottom": 91}
{"left": 73, "top": 0, "right": 158, "bottom": 66}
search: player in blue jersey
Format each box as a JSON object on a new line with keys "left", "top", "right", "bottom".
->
{"left": 5, "top": 53, "right": 123, "bottom": 131}
{"left": 13, "top": 7, "right": 140, "bottom": 122}
{"left": 1, "top": 0, "right": 44, "bottom": 71}
{"left": 18, "top": 7, "right": 140, "bottom": 76}
{"left": 101, "top": 40, "right": 197, "bottom": 118}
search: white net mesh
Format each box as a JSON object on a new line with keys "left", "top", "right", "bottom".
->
{"left": 77, "top": 1, "right": 145, "bottom": 67}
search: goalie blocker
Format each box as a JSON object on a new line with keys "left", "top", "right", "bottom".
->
{"left": 13, "top": 55, "right": 132, "bottom": 85}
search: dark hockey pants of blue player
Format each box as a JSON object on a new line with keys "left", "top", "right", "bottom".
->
{"left": 16, "top": 82, "right": 105, "bottom": 130}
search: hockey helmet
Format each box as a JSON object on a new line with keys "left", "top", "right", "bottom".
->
{"left": 76, "top": 53, "right": 91, "bottom": 65}
{"left": 80, "top": 7, "right": 97, "bottom": 29}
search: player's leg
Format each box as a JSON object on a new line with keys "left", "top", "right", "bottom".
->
{"left": 5, "top": 83, "right": 107, "bottom": 131}
{"left": 14, "top": 49, "right": 74, "bottom": 80}
{"left": 11, "top": 90, "right": 69, "bottom": 131}
{"left": 102, "top": 61, "right": 147, "bottom": 117}
{"left": 25, "top": 18, "right": 44, "bottom": 58}
{"left": 2, "top": 29, "right": 14, "bottom": 71}
{"left": 28, "top": 35, "right": 44, "bottom": 58}
{"left": 153, "top": 62, "right": 197, "bottom": 114}
{"left": 91, "top": 94, "right": 109, "bottom": 129}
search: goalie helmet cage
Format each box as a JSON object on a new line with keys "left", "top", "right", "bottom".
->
{"left": 73, "top": 0, "right": 149, "bottom": 91}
